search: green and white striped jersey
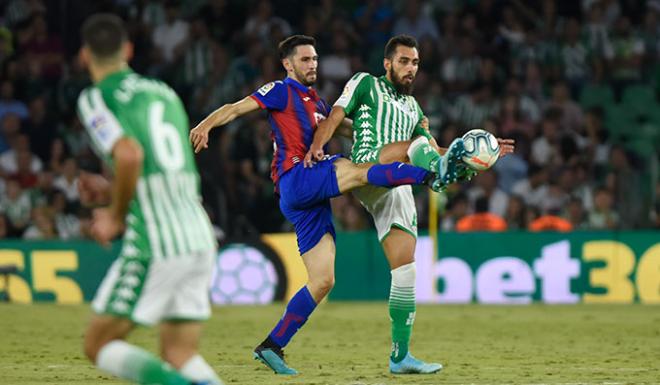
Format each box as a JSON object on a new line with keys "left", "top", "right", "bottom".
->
{"left": 77, "top": 68, "right": 216, "bottom": 260}
{"left": 334, "top": 72, "right": 429, "bottom": 163}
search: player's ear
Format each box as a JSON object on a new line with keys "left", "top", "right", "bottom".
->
{"left": 383, "top": 57, "right": 391, "bottom": 72}
{"left": 79, "top": 46, "right": 90, "bottom": 68}
{"left": 281, "top": 57, "right": 292, "bottom": 72}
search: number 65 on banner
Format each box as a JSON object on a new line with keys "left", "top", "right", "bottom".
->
{"left": 0, "top": 250, "right": 83, "bottom": 304}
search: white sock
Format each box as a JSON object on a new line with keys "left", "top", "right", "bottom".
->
{"left": 406, "top": 136, "right": 430, "bottom": 160}
{"left": 391, "top": 262, "right": 416, "bottom": 287}
{"left": 180, "top": 354, "right": 223, "bottom": 385}
{"left": 96, "top": 340, "right": 179, "bottom": 383}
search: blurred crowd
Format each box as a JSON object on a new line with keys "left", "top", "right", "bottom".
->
{"left": 0, "top": 0, "right": 659, "bottom": 241}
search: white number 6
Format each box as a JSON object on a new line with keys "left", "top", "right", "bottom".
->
{"left": 150, "top": 101, "right": 184, "bottom": 171}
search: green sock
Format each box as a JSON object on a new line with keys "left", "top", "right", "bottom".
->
{"left": 407, "top": 136, "right": 440, "bottom": 172}
{"left": 96, "top": 340, "right": 190, "bottom": 385}
{"left": 389, "top": 263, "right": 416, "bottom": 363}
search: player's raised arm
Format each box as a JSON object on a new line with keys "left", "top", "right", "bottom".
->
{"left": 189, "top": 96, "right": 260, "bottom": 153}
{"left": 304, "top": 106, "right": 346, "bottom": 165}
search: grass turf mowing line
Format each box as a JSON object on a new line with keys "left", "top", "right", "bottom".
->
{"left": 0, "top": 303, "right": 659, "bottom": 384}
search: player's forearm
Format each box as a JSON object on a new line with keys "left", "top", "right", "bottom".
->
{"left": 109, "top": 138, "right": 143, "bottom": 222}
{"left": 199, "top": 96, "right": 258, "bottom": 132}
{"left": 199, "top": 104, "right": 239, "bottom": 131}
{"left": 333, "top": 118, "right": 353, "bottom": 139}
{"left": 314, "top": 108, "right": 345, "bottom": 147}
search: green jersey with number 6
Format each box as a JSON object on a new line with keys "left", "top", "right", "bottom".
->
{"left": 77, "top": 68, "right": 216, "bottom": 260}
{"left": 334, "top": 72, "right": 430, "bottom": 164}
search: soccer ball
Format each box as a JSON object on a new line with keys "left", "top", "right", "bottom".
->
{"left": 461, "top": 129, "right": 500, "bottom": 171}
{"left": 210, "top": 243, "right": 279, "bottom": 305}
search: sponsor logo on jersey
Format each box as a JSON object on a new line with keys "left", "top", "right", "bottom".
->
{"left": 257, "top": 82, "right": 276, "bottom": 96}
{"left": 90, "top": 115, "right": 112, "bottom": 141}
{"left": 313, "top": 112, "right": 326, "bottom": 124}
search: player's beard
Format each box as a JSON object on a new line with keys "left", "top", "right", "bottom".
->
{"left": 294, "top": 67, "right": 316, "bottom": 86}
{"left": 390, "top": 69, "right": 414, "bottom": 95}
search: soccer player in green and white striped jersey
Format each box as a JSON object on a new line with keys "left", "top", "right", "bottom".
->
{"left": 307, "top": 34, "right": 515, "bottom": 375}
{"left": 76, "top": 14, "right": 221, "bottom": 385}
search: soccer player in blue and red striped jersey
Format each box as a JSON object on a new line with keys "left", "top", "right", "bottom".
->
{"left": 190, "top": 35, "right": 454, "bottom": 375}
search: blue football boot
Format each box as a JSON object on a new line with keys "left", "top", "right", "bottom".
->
{"left": 253, "top": 344, "right": 298, "bottom": 375}
{"left": 430, "top": 138, "right": 467, "bottom": 192}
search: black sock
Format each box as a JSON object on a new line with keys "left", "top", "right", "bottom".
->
{"left": 259, "top": 336, "right": 281, "bottom": 350}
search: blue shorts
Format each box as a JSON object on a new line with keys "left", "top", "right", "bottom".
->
{"left": 278, "top": 156, "right": 341, "bottom": 255}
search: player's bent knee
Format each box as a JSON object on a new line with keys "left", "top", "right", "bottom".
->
{"left": 309, "top": 274, "right": 335, "bottom": 300}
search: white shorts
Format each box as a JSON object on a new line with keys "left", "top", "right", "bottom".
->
{"left": 92, "top": 251, "right": 215, "bottom": 326}
{"left": 353, "top": 185, "right": 418, "bottom": 241}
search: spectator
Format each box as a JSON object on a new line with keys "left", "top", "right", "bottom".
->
{"left": 528, "top": 213, "right": 573, "bottom": 231}
{"left": 530, "top": 113, "right": 560, "bottom": 166}
{"left": 152, "top": 1, "right": 189, "bottom": 65}
{"left": 21, "top": 12, "right": 64, "bottom": 82}
{"left": 512, "top": 164, "right": 550, "bottom": 208}
{"left": 588, "top": 188, "right": 619, "bottom": 229}
{"left": 392, "top": 0, "right": 440, "bottom": 42}
{"left": 0, "top": 80, "right": 28, "bottom": 121}
{"left": 467, "top": 171, "right": 509, "bottom": 218}
{"left": 0, "top": 134, "right": 43, "bottom": 175}
{"left": 559, "top": 18, "right": 590, "bottom": 96}
{"left": 22, "top": 206, "right": 57, "bottom": 240}
{"left": 441, "top": 193, "right": 469, "bottom": 231}
{"left": 456, "top": 196, "right": 508, "bottom": 232}
{"left": 0, "top": 179, "right": 31, "bottom": 236}
{"left": 565, "top": 197, "right": 588, "bottom": 229}
{"left": 504, "top": 194, "right": 527, "bottom": 230}
{"left": 49, "top": 190, "right": 80, "bottom": 240}
{"left": 610, "top": 16, "right": 645, "bottom": 94}
{"left": 53, "top": 157, "right": 79, "bottom": 203}
{"left": 22, "top": 95, "right": 56, "bottom": 162}
{"left": 442, "top": 36, "right": 481, "bottom": 93}
{"left": 608, "top": 146, "right": 645, "bottom": 228}
{"left": 0, "top": 113, "right": 22, "bottom": 154}
{"left": 243, "top": 0, "right": 292, "bottom": 45}
{"left": 545, "top": 81, "right": 584, "bottom": 133}
{"left": 451, "top": 82, "right": 499, "bottom": 129}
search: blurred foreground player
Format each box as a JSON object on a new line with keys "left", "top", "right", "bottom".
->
{"left": 77, "top": 13, "right": 221, "bottom": 385}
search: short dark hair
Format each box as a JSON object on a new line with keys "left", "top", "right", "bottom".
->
{"left": 278, "top": 35, "right": 316, "bottom": 59}
{"left": 384, "top": 34, "right": 418, "bottom": 59}
{"left": 81, "top": 13, "right": 127, "bottom": 59}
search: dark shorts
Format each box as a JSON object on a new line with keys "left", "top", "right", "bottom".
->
{"left": 278, "top": 156, "right": 342, "bottom": 254}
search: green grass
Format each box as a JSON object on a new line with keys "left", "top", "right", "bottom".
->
{"left": 1, "top": 303, "right": 659, "bottom": 384}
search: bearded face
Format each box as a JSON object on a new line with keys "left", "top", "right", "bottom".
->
{"left": 385, "top": 45, "right": 419, "bottom": 95}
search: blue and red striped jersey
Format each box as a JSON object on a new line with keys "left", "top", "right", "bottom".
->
{"left": 250, "top": 77, "right": 331, "bottom": 186}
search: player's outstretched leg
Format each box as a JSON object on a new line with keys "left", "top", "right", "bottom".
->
{"left": 334, "top": 157, "right": 438, "bottom": 193}
{"left": 407, "top": 136, "right": 473, "bottom": 190}
{"left": 386, "top": 262, "right": 443, "bottom": 375}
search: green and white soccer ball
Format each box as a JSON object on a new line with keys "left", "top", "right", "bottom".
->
{"left": 461, "top": 129, "right": 500, "bottom": 171}
{"left": 210, "top": 244, "right": 278, "bottom": 304}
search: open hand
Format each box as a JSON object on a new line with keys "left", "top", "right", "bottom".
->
{"left": 189, "top": 124, "right": 211, "bottom": 153}
{"left": 497, "top": 138, "right": 515, "bottom": 157}
{"left": 90, "top": 208, "right": 124, "bottom": 247}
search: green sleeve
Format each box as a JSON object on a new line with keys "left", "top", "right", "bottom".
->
{"left": 411, "top": 99, "right": 432, "bottom": 140}
{"left": 77, "top": 87, "right": 127, "bottom": 158}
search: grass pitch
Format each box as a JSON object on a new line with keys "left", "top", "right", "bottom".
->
{"left": 0, "top": 303, "right": 659, "bottom": 385}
